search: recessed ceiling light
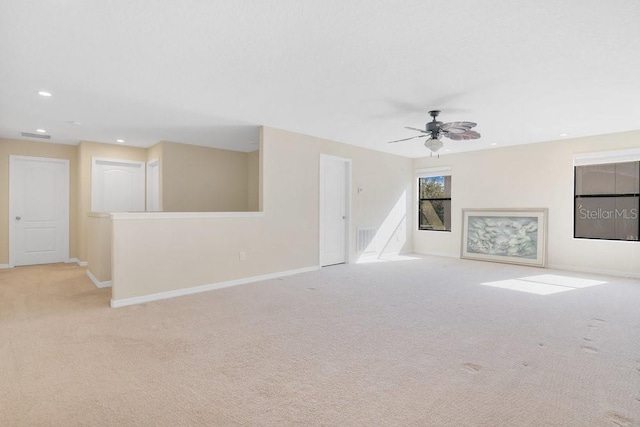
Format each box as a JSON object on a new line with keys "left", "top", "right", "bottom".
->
{"left": 490, "top": 143, "right": 498, "bottom": 146}
{"left": 560, "top": 133, "right": 569, "bottom": 137}
{"left": 116, "top": 139, "right": 125, "bottom": 143}
{"left": 444, "top": 149, "right": 451, "bottom": 152}
{"left": 38, "top": 91, "right": 52, "bottom": 97}
{"left": 36, "top": 128, "right": 46, "bottom": 133}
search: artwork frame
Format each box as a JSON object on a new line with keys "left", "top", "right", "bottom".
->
{"left": 461, "top": 208, "right": 548, "bottom": 267}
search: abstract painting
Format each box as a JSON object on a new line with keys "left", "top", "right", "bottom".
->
{"left": 461, "top": 209, "right": 548, "bottom": 267}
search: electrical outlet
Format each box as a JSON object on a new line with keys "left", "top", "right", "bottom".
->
{"left": 239, "top": 251, "right": 246, "bottom": 261}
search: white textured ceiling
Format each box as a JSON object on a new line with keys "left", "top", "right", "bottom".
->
{"left": 1, "top": 1, "right": 639, "bottom": 157}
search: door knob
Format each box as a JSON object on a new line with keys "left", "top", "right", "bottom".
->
{"left": 15, "top": 216, "right": 21, "bottom": 220}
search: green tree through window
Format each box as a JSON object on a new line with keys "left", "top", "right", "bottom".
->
{"left": 419, "top": 176, "right": 451, "bottom": 231}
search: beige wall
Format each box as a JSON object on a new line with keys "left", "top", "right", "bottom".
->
{"left": 161, "top": 141, "right": 254, "bottom": 212}
{"left": 1, "top": 137, "right": 257, "bottom": 266}
{"left": 110, "top": 126, "right": 413, "bottom": 302}
{"left": 413, "top": 130, "right": 640, "bottom": 277}
{"left": 0, "top": 138, "right": 79, "bottom": 265}
{"left": 247, "top": 149, "right": 259, "bottom": 211}
{"left": 86, "top": 213, "right": 111, "bottom": 283}
{"left": 78, "top": 141, "right": 148, "bottom": 262}
{"left": 260, "top": 127, "right": 413, "bottom": 265}
{"left": 147, "top": 142, "right": 164, "bottom": 209}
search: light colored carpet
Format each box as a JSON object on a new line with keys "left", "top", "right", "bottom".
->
{"left": 1, "top": 257, "right": 639, "bottom": 426}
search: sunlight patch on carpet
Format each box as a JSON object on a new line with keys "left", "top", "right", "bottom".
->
{"left": 480, "top": 274, "right": 607, "bottom": 295}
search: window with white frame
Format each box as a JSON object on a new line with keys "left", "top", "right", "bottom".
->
{"left": 417, "top": 168, "right": 452, "bottom": 231}
{"left": 574, "top": 149, "right": 640, "bottom": 241}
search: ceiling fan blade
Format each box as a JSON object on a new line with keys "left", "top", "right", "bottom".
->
{"left": 441, "top": 121, "right": 477, "bottom": 133}
{"left": 404, "top": 126, "right": 429, "bottom": 133}
{"left": 387, "top": 135, "right": 427, "bottom": 144}
{"left": 447, "top": 130, "right": 481, "bottom": 140}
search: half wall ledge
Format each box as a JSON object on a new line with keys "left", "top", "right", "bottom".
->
{"left": 109, "top": 211, "right": 265, "bottom": 220}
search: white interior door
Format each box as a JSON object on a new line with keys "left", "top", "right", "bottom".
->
{"left": 92, "top": 158, "right": 145, "bottom": 212}
{"left": 147, "top": 159, "right": 160, "bottom": 211}
{"left": 320, "top": 155, "right": 350, "bottom": 266}
{"left": 9, "top": 156, "right": 69, "bottom": 266}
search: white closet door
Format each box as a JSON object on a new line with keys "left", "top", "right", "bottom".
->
{"left": 9, "top": 156, "right": 69, "bottom": 266}
{"left": 92, "top": 158, "right": 145, "bottom": 212}
{"left": 320, "top": 155, "right": 350, "bottom": 266}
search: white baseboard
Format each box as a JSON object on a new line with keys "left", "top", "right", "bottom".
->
{"left": 86, "top": 270, "right": 112, "bottom": 288}
{"left": 3, "top": 260, "right": 88, "bottom": 269}
{"left": 413, "top": 252, "right": 640, "bottom": 279}
{"left": 547, "top": 263, "right": 640, "bottom": 280}
{"left": 412, "top": 250, "right": 459, "bottom": 259}
{"left": 111, "top": 266, "right": 320, "bottom": 308}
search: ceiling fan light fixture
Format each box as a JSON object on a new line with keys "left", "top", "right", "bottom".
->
{"left": 424, "top": 137, "right": 443, "bottom": 153}
{"left": 386, "top": 110, "right": 479, "bottom": 152}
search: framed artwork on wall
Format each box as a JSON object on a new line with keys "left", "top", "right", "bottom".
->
{"left": 461, "top": 208, "right": 548, "bottom": 267}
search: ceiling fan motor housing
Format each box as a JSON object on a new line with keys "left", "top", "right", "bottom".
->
{"left": 426, "top": 121, "right": 442, "bottom": 133}
{"left": 427, "top": 110, "right": 443, "bottom": 134}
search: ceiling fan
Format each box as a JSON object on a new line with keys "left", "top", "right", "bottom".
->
{"left": 387, "top": 110, "right": 480, "bottom": 155}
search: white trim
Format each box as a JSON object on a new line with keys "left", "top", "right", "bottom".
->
{"left": 319, "top": 153, "right": 352, "bottom": 162}
{"left": 68, "top": 258, "right": 88, "bottom": 267}
{"left": 319, "top": 154, "right": 352, "bottom": 266}
{"left": 574, "top": 147, "right": 640, "bottom": 166}
{"left": 88, "top": 212, "right": 111, "bottom": 218}
{"left": 86, "top": 270, "right": 112, "bottom": 288}
{"left": 146, "top": 158, "right": 160, "bottom": 212}
{"left": 110, "top": 266, "right": 320, "bottom": 308}
{"left": 415, "top": 166, "right": 452, "bottom": 176}
{"left": 0, "top": 264, "right": 11, "bottom": 269}
{"left": 413, "top": 249, "right": 459, "bottom": 259}
{"left": 548, "top": 263, "right": 640, "bottom": 280}
{"left": 110, "top": 211, "right": 265, "bottom": 220}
